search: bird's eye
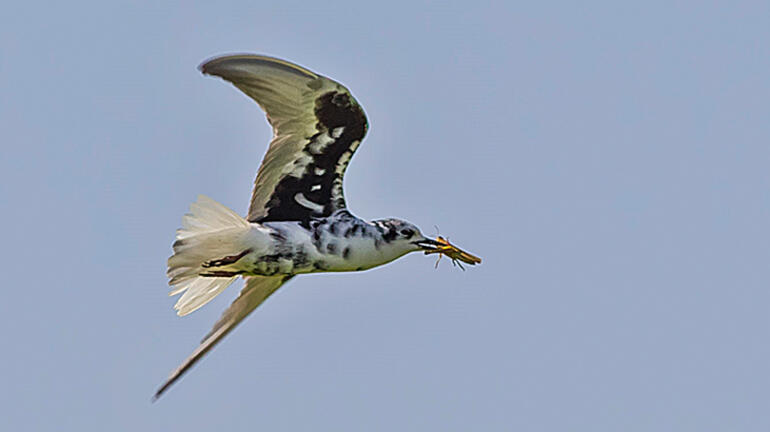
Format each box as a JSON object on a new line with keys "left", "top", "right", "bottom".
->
{"left": 400, "top": 229, "right": 414, "bottom": 238}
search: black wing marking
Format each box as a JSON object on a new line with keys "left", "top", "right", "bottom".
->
{"left": 258, "top": 91, "right": 367, "bottom": 222}
{"left": 200, "top": 54, "right": 368, "bottom": 224}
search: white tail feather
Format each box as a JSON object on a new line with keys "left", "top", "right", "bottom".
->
{"left": 177, "top": 195, "right": 249, "bottom": 239}
{"left": 173, "top": 276, "right": 237, "bottom": 316}
{"left": 168, "top": 195, "right": 251, "bottom": 316}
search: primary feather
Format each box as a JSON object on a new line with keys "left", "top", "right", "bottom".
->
{"left": 154, "top": 275, "right": 289, "bottom": 401}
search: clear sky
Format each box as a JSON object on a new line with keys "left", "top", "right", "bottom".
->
{"left": 2, "top": 1, "right": 769, "bottom": 430}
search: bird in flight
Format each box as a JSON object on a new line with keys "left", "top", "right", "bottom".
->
{"left": 154, "top": 54, "right": 481, "bottom": 400}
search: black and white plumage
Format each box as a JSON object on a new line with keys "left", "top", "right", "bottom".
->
{"left": 204, "top": 55, "right": 368, "bottom": 224}
{"left": 155, "top": 54, "right": 475, "bottom": 400}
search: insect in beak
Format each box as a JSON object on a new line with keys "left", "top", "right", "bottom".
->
{"left": 414, "top": 236, "right": 481, "bottom": 270}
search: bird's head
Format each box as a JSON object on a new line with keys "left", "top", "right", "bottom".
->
{"left": 374, "top": 219, "right": 481, "bottom": 268}
{"left": 374, "top": 218, "right": 425, "bottom": 251}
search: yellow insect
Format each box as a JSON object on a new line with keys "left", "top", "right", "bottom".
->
{"left": 423, "top": 235, "right": 482, "bottom": 271}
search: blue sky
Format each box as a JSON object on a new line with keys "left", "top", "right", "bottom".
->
{"left": 2, "top": 1, "right": 769, "bottom": 430}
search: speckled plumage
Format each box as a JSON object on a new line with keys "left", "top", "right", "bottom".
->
{"left": 197, "top": 211, "right": 419, "bottom": 279}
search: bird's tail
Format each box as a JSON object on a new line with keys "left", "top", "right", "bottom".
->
{"left": 167, "top": 195, "right": 252, "bottom": 316}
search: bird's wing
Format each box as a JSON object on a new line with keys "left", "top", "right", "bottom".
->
{"left": 200, "top": 54, "right": 369, "bottom": 223}
{"left": 154, "top": 275, "right": 292, "bottom": 400}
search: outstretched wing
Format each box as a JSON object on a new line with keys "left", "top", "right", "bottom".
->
{"left": 200, "top": 55, "right": 368, "bottom": 223}
{"left": 154, "top": 275, "right": 292, "bottom": 400}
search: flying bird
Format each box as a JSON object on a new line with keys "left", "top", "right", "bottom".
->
{"left": 155, "top": 54, "right": 480, "bottom": 400}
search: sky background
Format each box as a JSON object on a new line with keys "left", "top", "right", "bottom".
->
{"left": 1, "top": 1, "right": 769, "bottom": 430}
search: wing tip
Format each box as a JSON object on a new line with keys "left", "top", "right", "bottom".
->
{"left": 152, "top": 380, "right": 172, "bottom": 402}
{"left": 198, "top": 53, "right": 319, "bottom": 80}
{"left": 152, "top": 377, "right": 178, "bottom": 402}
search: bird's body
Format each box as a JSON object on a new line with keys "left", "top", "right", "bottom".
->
{"left": 194, "top": 212, "right": 421, "bottom": 278}
{"left": 155, "top": 54, "right": 479, "bottom": 400}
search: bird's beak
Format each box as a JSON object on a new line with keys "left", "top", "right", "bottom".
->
{"left": 413, "top": 237, "right": 441, "bottom": 252}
